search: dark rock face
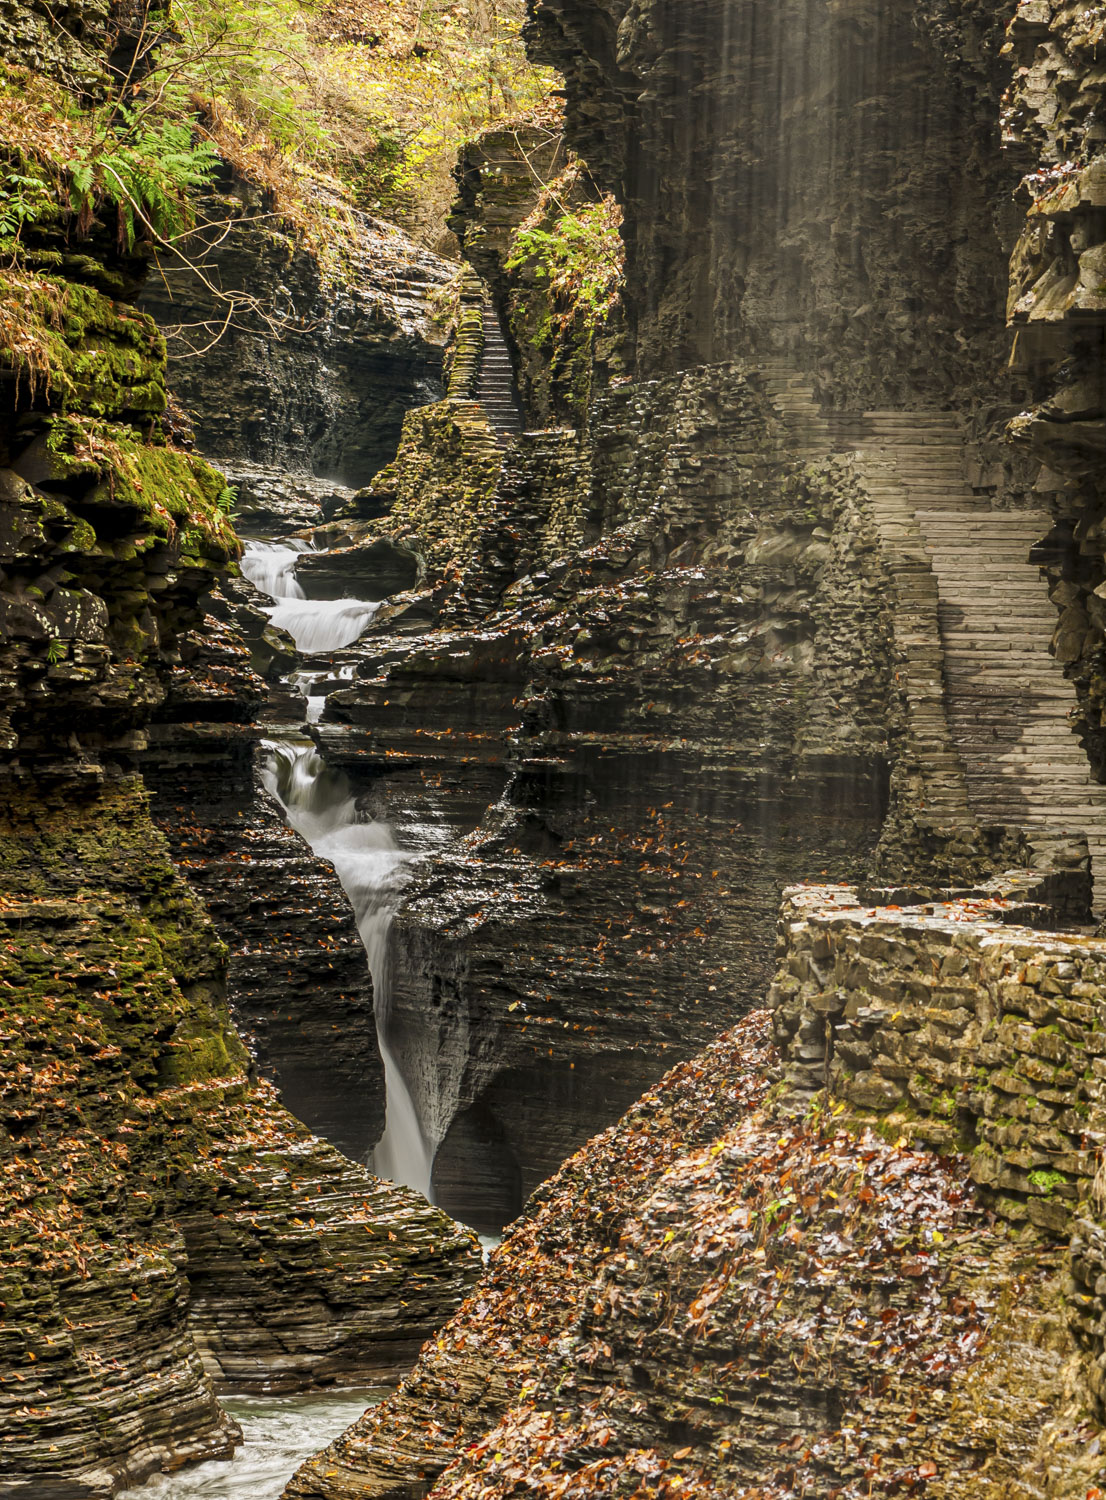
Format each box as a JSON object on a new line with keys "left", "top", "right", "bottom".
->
{"left": 139, "top": 180, "right": 454, "bottom": 486}
{"left": 998, "top": 4, "right": 1106, "bottom": 788}
{"left": 141, "top": 617, "right": 387, "bottom": 1163}
{"left": 0, "top": 0, "right": 112, "bottom": 94}
{"left": 274, "top": 0, "right": 1106, "bottom": 1494}
{"left": 295, "top": 531, "right": 421, "bottom": 602}
{"left": 528, "top": 0, "right": 1020, "bottom": 412}
{"left": 316, "top": 363, "right": 897, "bottom": 1231}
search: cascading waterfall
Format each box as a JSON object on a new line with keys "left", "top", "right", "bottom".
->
{"left": 259, "top": 739, "right": 435, "bottom": 1198}
{"left": 241, "top": 539, "right": 382, "bottom": 656}
{"left": 240, "top": 539, "right": 310, "bottom": 600}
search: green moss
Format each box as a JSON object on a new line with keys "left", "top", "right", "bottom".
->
{"left": 0, "top": 267, "right": 167, "bottom": 418}
{"left": 44, "top": 417, "right": 240, "bottom": 563}
{"left": 1027, "top": 1168, "right": 1068, "bottom": 1194}
{"left": 367, "top": 399, "right": 502, "bottom": 574}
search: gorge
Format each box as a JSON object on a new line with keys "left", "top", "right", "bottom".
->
{"left": 1, "top": 0, "right": 1106, "bottom": 1497}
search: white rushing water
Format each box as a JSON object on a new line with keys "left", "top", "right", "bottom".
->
{"left": 260, "top": 739, "right": 434, "bottom": 1197}
{"left": 240, "top": 540, "right": 309, "bottom": 600}
{"left": 241, "top": 540, "right": 382, "bottom": 656}
{"left": 266, "top": 597, "right": 382, "bottom": 655}
{"left": 135, "top": 1389, "right": 381, "bottom": 1499}
{"left": 291, "top": 665, "right": 357, "bottom": 724}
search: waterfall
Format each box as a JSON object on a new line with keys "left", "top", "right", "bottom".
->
{"left": 241, "top": 540, "right": 382, "bottom": 656}
{"left": 259, "top": 739, "right": 434, "bottom": 1198}
{"left": 240, "top": 540, "right": 309, "bottom": 600}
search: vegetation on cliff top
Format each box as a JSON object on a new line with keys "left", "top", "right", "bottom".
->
{"left": 502, "top": 161, "right": 624, "bottom": 423}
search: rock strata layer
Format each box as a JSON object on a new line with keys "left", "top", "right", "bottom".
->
{"left": 139, "top": 181, "right": 454, "bottom": 486}
{"left": 0, "top": 15, "right": 482, "bottom": 1491}
{"left": 287, "top": 1007, "right": 1097, "bottom": 1500}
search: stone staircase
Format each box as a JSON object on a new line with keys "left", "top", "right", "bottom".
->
{"left": 475, "top": 303, "right": 524, "bottom": 443}
{"left": 757, "top": 358, "right": 1106, "bottom": 907}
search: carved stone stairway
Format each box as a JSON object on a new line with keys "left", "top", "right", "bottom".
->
{"left": 475, "top": 302, "right": 524, "bottom": 443}
{"left": 757, "top": 359, "right": 1106, "bottom": 908}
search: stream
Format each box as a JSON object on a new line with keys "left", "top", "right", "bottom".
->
{"left": 241, "top": 541, "right": 383, "bottom": 655}
{"left": 244, "top": 536, "right": 436, "bottom": 1199}
{"left": 135, "top": 1389, "right": 382, "bottom": 1498}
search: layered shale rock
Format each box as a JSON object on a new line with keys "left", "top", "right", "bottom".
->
{"left": 314, "top": 361, "right": 900, "bottom": 1229}
{"left": 0, "top": 780, "right": 479, "bottom": 1498}
{"left": 284, "top": 2, "right": 1106, "bottom": 1494}
{"left": 139, "top": 181, "right": 454, "bottom": 487}
{"left": 0, "top": 22, "right": 482, "bottom": 1493}
{"left": 141, "top": 605, "right": 387, "bottom": 1164}
{"left": 1000, "top": 1, "right": 1106, "bottom": 782}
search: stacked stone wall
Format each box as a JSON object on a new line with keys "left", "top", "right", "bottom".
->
{"left": 770, "top": 881, "right": 1106, "bottom": 1235}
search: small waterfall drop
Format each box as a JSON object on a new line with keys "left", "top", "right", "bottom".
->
{"left": 240, "top": 540, "right": 309, "bottom": 600}
{"left": 266, "top": 598, "right": 383, "bottom": 655}
{"left": 259, "top": 739, "right": 434, "bottom": 1198}
{"left": 241, "top": 539, "right": 382, "bottom": 656}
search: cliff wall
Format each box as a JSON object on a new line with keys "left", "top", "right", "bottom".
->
{"left": 526, "top": 0, "right": 1021, "bottom": 413}
{"left": 315, "top": 359, "right": 901, "bottom": 1229}
{"left": 282, "top": 0, "right": 1106, "bottom": 1494}
{"left": 0, "top": 12, "right": 481, "bottom": 1491}
{"left": 138, "top": 182, "right": 454, "bottom": 488}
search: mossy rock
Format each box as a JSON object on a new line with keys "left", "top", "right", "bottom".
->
{"left": 43, "top": 416, "right": 240, "bottom": 564}
{"left": 0, "top": 267, "right": 167, "bottom": 420}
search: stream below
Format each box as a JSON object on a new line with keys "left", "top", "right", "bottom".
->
{"left": 135, "top": 1389, "right": 382, "bottom": 1498}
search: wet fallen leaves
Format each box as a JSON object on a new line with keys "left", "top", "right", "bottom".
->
{"left": 289, "top": 1008, "right": 1086, "bottom": 1500}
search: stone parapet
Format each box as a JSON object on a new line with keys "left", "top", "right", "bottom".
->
{"left": 770, "top": 880, "right": 1106, "bottom": 1235}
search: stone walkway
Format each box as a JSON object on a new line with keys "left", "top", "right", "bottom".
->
{"left": 757, "top": 359, "right": 1106, "bottom": 907}
{"left": 475, "top": 302, "right": 524, "bottom": 442}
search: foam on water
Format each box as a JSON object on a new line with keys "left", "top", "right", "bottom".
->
{"left": 133, "top": 1388, "right": 381, "bottom": 1499}
{"left": 240, "top": 540, "right": 309, "bottom": 601}
{"left": 264, "top": 597, "right": 382, "bottom": 655}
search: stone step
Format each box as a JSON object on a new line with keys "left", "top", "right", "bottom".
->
{"left": 763, "top": 360, "right": 1106, "bottom": 907}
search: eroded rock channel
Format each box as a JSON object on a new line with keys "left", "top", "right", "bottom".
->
{"left": 2, "top": 0, "right": 1106, "bottom": 1496}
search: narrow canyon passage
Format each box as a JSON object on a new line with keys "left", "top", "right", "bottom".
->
{"left": 2, "top": 0, "right": 1105, "bottom": 1497}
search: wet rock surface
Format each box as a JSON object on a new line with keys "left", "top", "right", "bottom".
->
{"left": 527, "top": 0, "right": 1021, "bottom": 414}
{"left": 0, "top": 26, "right": 483, "bottom": 1490}
{"left": 143, "top": 713, "right": 387, "bottom": 1164}
{"left": 139, "top": 181, "right": 454, "bottom": 487}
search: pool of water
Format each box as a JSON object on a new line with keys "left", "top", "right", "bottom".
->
{"left": 134, "top": 1388, "right": 382, "bottom": 1498}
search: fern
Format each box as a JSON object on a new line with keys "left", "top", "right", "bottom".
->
{"left": 506, "top": 197, "right": 624, "bottom": 334}
{"left": 66, "top": 108, "right": 220, "bottom": 250}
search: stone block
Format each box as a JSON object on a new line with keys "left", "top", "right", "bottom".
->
{"left": 843, "top": 1071, "right": 905, "bottom": 1111}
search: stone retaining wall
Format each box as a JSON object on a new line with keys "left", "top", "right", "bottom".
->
{"left": 770, "top": 880, "right": 1106, "bottom": 1235}
{"left": 771, "top": 877, "right": 1106, "bottom": 1414}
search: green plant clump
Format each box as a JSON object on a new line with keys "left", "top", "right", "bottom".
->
{"left": 45, "top": 416, "right": 241, "bottom": 562}
{"left": 1027, "top": 1168, "right": 1067, "bottom": 1193}
{"left": 506, "top": 193, "right": 624, "bottom": 334}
